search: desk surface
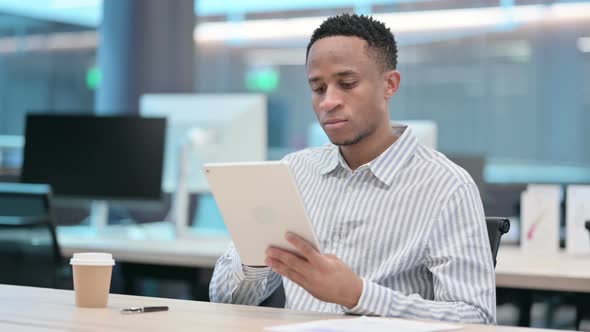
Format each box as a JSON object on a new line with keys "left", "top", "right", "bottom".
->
{"left": 57, "top": 223, "right": 230, "bottom": 268}
{"left": 58, "top": 224, "right": 590, "bottom": 293}
{"left": 496, "top": 247, "right": 590, "bottom": 293}
{"left": 0, "top": 284, "right": 568, "bottom": 332}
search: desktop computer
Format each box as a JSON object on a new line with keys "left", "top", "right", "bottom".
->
{"left": 139, "top": 94, "right": 267, "bottom": 236}
{"left": 20, "top": 114, "right": 167, "bottom": 230}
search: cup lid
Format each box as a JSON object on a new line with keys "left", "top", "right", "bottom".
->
{"left": 70, "top": 252, "right": 115, "bottom": 266}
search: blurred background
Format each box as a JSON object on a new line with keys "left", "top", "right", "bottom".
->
{"left": 0, "top": 0, "right": 589, "bottom": 330}
{"left": 0, "top": 0, "right": 588, "bottom": 181}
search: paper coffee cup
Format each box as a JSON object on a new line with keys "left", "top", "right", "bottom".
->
{"left": 70, "top": 253, "right": 115, "bottom": 308}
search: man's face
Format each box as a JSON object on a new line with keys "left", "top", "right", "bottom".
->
{"left": 306, "top": 36, "right": 393, "bottom": 146}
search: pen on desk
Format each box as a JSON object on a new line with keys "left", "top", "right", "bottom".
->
{"left": 121, "top": 306, "right": 169, "bottom": 314}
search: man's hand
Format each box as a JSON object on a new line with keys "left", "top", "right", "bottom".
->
{"left": 265, "top": 232, "right": 363, "bottom": 309}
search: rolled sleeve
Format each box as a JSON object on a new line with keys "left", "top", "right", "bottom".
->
{"left": 242, "top": 265, "right": 272, "bottom": 281}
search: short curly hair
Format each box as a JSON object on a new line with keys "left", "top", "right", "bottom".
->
{"left": 306, "top": 14, "right": 398, "bottom": 71}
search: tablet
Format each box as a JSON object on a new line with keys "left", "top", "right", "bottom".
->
{"left": 203, "top": 161, "right": 320, "bottom": 266}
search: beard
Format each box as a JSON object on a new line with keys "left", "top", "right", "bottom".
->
{"left": 328, "top": 127, "right": 372, "bottom": 146}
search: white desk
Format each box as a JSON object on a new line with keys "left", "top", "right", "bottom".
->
{"left": 0, "top": 284, "right": 568, "bottom": 332}
{"left": 496, "top": 247, "right": 590, "bottom": 293}
{"left": 57, "top": 222, "right": 230, "bottom": 268}
{"left": 58, "top": 225, "right": 590, "bottom": 293}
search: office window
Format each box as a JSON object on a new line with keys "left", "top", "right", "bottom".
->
{"left": 194, "top": 1, "right": 590, "bottom": 183}
{"left": 0, "top": 13, "right": 95, "bottom": 168}
{"left": 0, "top": 14, "right": 96, "bottom": 133}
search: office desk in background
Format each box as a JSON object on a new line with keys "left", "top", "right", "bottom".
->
{"left": 58, "top": 224, "right": 590, "bottom": 293}
{"left": 57, "top": 222, "right": 230, "bottom": 300}
{"left": 496, "top": 247, "right": 590, "bottom": 293}
{"left": 495, "top": 247, "right": 590, "bottom": 328}
{"left": 57, "top": 222, "right": 230, "bottom": 268}
{"left": 0, "top": 284, "right": 571, "bottom": 332}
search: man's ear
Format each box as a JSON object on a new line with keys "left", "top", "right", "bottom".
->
{"left": 384, "top": 70, "right": 401, "bottom": 99}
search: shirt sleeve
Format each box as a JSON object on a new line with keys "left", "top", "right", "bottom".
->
{"left": 344, "top": 183, "right": 496, "bottom": 324}
{"left": 209, "top": 242, "right": 283, "bottom": 305}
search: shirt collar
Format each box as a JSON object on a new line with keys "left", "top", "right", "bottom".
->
{"left": 319, "top": 146, "right": 340, "bottom": 175}
{"left": 319, "top": 123, "right": 419, "bottom": 187}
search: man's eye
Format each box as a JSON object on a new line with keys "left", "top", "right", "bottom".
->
{"left": 341, "top": 82, "right": 357, "bottom": 89}
{"left": 312, "top": 86, "right": 325, "bottom": 94}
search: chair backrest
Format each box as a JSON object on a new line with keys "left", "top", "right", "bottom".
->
{"left": 0, "top": 216, "right": 62, "bottom": 287}
{"left": 260, "top": 216, "right": 511, "bottom": 308}
{"left": 586, "top": 220, "right": 590, "bottom": 233}
{"left": 485, "top": 217, "right": 510, "bottom": 268}
{"left": 259, "top": 283, "right": 286, "bottom": 308}
{"left": 0, "top": 183, "right": 52, "bottom": 217}
{"left": 0, "top": 183, "right": 63, "bottom": 288}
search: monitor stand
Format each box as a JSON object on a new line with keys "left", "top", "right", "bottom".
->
{"left": 172, "top": 177, "right": 189, "bottom": 237}
{"left": 171, "top": 127, "right": 216, "bottom": 237}
{"left": 89, "top": 200, "right": 109, "bottom": 232}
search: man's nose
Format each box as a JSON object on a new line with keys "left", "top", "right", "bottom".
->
{"left": 319, "top": 87, "right": 342, "bottom": 112}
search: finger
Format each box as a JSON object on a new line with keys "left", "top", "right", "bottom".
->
{"left": 267, "top": 257, "right": 308, "bottom": 289}
{"left": 285, "top": 232, "right": 323, "bottom": 265}
{"left": 266, "top": 247, "right": 312, "bottom": 275}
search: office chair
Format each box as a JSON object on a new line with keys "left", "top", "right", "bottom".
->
{"left": 0, "top": 183, "right": 68, "bottom": 288}
{"left": 0, "top": 216, "right": 63, "bottom": 287}
{"left": 485, "top": 217, "right": 511, "bottom": 268}
{"left": 259, "top": 216, "right": 511, "bottom": 308}
{"left": 586, "top": 220, "right": 590, "bottom": 234}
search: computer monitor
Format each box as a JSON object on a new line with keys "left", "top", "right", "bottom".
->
{"left": 307, "top": 120, "right": 438, "bottom": 150}
{"left": 139, "top": 94, "right": 267, "bottom": 235}
{"left": 21, "top": 114, "right": 166, "bottom": 228}
{"left": 140, "top": 94, "right": 267, "bottom": 193}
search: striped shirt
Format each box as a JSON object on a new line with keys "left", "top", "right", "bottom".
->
{"left": 209, "top": 124, "right": 496, "bottom": 324}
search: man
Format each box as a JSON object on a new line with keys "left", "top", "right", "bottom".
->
{"left": 209, "top": 14, "right": 495, "bottom": 324}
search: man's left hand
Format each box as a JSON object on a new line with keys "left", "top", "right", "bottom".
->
{"left": 265, "top": 232, "right": 363, "bottom": 309}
